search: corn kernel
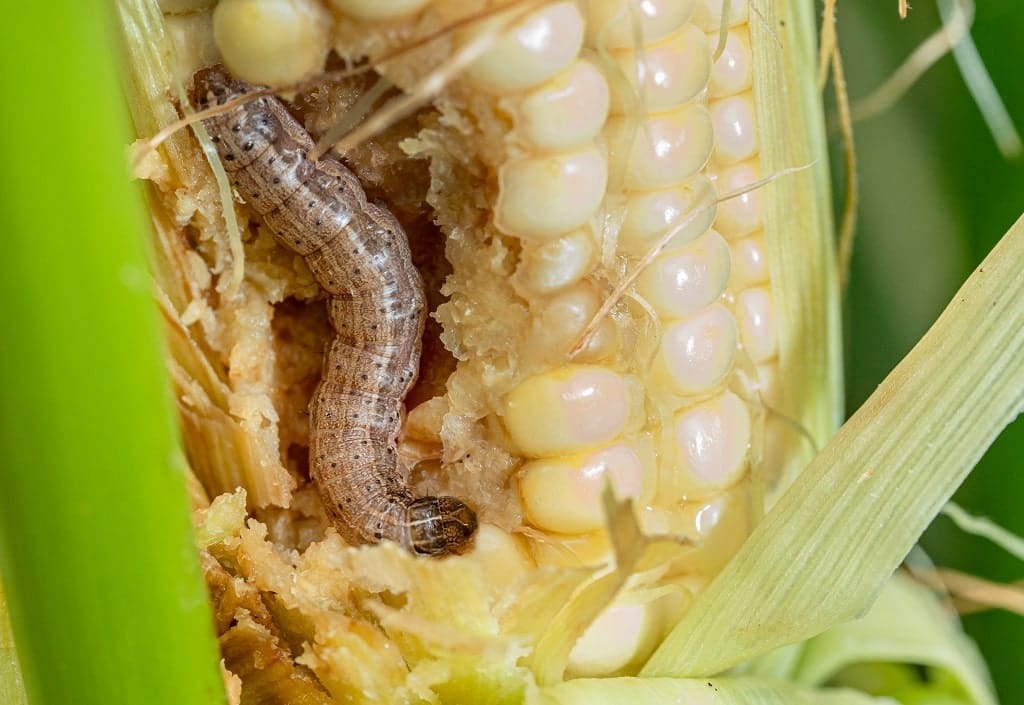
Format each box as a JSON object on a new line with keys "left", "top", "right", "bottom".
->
{"left": 523, "top": 283, "right": 616, "bottom": 362}
{"left": 519, "top": 437, "right": 655, "bottom": 533}
{"left": 514, "top": 229, "right": 598, "bottom": 296}
{"left": 495, "top": 148, "right": 608, "bottom": 240}
{"left": 404, "top": 396, "right": 447, "bottom": 442}
{"left": 503, "top": 365, "right": 639, "bottom": 457}
{"left": 636, "top": 229, "right": 731, "bottom": 318}
{"left": 610, "top": 24, "right": 711, "bottom": 114}
{"left": 466, "top": 2, "right": 584, "bottom": 93}
{"left": 526, "top": 529, "right": 612, "bottom": 567}
{"left": 710, "top": 94, "right": 758, "bottom": 165}
{"left": 212, "top": 0, "right": 330, "bottom": 87}
{"left": 713, "top": 159, "right": 762, "bottom": 239}
{"left": 567, "top": 600, "right": 663, "bottom": 676}
{"left": 736, "top": 286, "right": 778, "bottom": 363}
{"left": 728, "top": 232, "right": 769, "bottom": 289}
{"left": 518, "top": 59, "right": 610, "bottom": 151}
{"left": 663, "top": 390, "right": 750, "bottom": 500}
{"left": 649, "top": 303, "right": 738, "bottom": 396}
{"left": 583, "top": 0, "right": 698, "bottom": 49}
{"left": 619, "top": 175, "right": 717, "bottom": 256}
{"left": 469, "top": 524, "right": 535, "bottom": 588}
{"left": 327, "top": 0, "right": 429, "bottom": 21}
{"left": 694, "top": 0, "right": 749, "bottom": 31}
{"left": 676, "top": 481, "right": 752, "bottom": 576}
{"left": 707, "top": 26, "right": 752, "bottom": 98}
{"left": 608, "top": 105, "right": 714, "bottom": 189}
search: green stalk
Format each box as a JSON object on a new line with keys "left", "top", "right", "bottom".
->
{"left": 0, "top": 3, "right": 224, "bottom": 704}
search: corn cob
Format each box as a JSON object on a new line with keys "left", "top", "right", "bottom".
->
{"left": 128, "top": 0, "right": 839, "bottom": 696}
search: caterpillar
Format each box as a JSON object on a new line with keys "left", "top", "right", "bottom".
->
{"left": 190, "top": 65, "right": 477, "bottom": 556}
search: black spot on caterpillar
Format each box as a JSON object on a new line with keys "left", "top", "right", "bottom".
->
{"left": 190, "top": 65, "right": 476, "bottom": 557}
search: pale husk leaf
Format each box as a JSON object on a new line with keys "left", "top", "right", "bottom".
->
{"left": 753, "top": 0, "right": 844, "bottom": 492}
{"left": 792, "top": 572, "right": 996, "bottom": 705}
{"left": 536, "top": 676, "right": 895, "bottom": 705}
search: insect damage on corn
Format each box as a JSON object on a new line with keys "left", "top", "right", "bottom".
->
{"left": 190, "top": 65, "right": 477, "bottom": 556}
{"left": 144, "top": 0, "right": 807, "bottom": 694}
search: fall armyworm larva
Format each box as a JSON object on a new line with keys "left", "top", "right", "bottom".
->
{"left": 190, "top": 65, "right": 477, "bottom": 556}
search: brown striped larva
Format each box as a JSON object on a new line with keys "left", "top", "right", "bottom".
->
{"left": 190, "top": 65, "right": 477, "bottom": 556}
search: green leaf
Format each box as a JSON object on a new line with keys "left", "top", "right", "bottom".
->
{"left": 794, "top": 572, "right": 996, "bottom": 705}
{"left": 642, "top": 214, "right": 1024, "bottom": 677}
{"left": 0, "top": 585, "right": 27, "bottom": 705}
{"left": 0, "top": 2, "right": 225, "bottom": 704}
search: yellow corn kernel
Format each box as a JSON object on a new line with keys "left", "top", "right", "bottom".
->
{"left": 327, "top": 0, "right": 429, "bottom": 21}
{"left": 518, "top": 436, "right": 656, "bottom": 533}
{"left": 212, "top": 0, "right": 330, "bottom": 86}
{"left": 567, "top": 599, "right": 664, "bottom": 676}
{"left": 495, "top": 148, "right": 609, "bottom": 239}
{"left": 465, "top": 2, "right": 585, "bottom": 93}
{"left": 503, "top": 365, "right": 641, "bottom": 457}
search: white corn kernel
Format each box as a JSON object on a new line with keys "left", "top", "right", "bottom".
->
{"left": 567, "top": 600, "right": 663, "bottom": 676}
{"left": 695, "top": 0, "right": 749, "bottom": 31}
{"left": 514, "top": 229, "right": 598, "bottom": 296}
{"left": 728, "top": 232, "right": 769, "bottom": 289}
{"left": 327, "top": 0, "right": 429, "bottom": 21}
{"left": 583, "top": 0, "right": 697, "bottom": 49}
{"left": 710, "top": 94, "right": 757, "bottom": 165}
{"left": 713, "top": 159, "right": 762, "bottom": 239}
{"left": 524, "top": 283, "right": 617, "bottom": 362}
{"left": 664, "top": 390, "right": 750, "bottom": 500}
{"left": 518, "top": 59, "right": 610, "bottom": 151}
{"left": 676, "top": 481, "right": 752, "bottom": 577}
{"left": 611, "top": 24, "right": 711, "bottom": 114}
{"left": 649, "top": 303, "right": 738, "bottom": 396}
{"left": 466, "top": 2, "right": 584, "bottom": 93}
{"left": 735, "top": 286, "right": 777, "bottom": 363}
{"left": 618, "top": 175, "right": 717, "bottom": 256}
{"left": 608, "top": 106, "right": 714, "bottom": 189}
{"left": 635, "top": 229, "right": 731, "bottom": 318}
{"left": 503, "top": 365, "right": 639, "bottom": 457}
{"left": 470, "top": 524, "right": 535, "bottom": 588}
{"left": 519, "top": 437, "right": 655, "bottom": 533}
{"left": 212, "top": 0, "right": 330, "bottom": 87}
{"left": 495, "top": 147, "right": 608, "bottom": 239}
{"left": 708, "top": 27, "right": 752, "bottom": 98}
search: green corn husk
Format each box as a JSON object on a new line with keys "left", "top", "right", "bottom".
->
{"left": 0, "top": 3, "right": 224, "bottom": 705}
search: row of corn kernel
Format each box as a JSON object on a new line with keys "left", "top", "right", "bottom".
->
{"left": 701, "top": 3, "right": 787, "bottom": 481}
{"left": 455, "top": 4, "right": 652, "bottom": 561}
{"left": 578, "top": 0, "right": 745, "bottom": 675}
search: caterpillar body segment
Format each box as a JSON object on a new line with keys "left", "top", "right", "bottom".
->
{"left": 191, "top": 65, "right": 477, "bottom": 556}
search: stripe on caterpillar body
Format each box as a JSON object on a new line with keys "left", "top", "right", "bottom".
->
{"left": 190, "top": 65, "right": 477, "bottom": 557}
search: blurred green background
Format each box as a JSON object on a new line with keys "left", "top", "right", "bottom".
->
{"left": 840, "top": 2, "right": 1024, "bottom": 702}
